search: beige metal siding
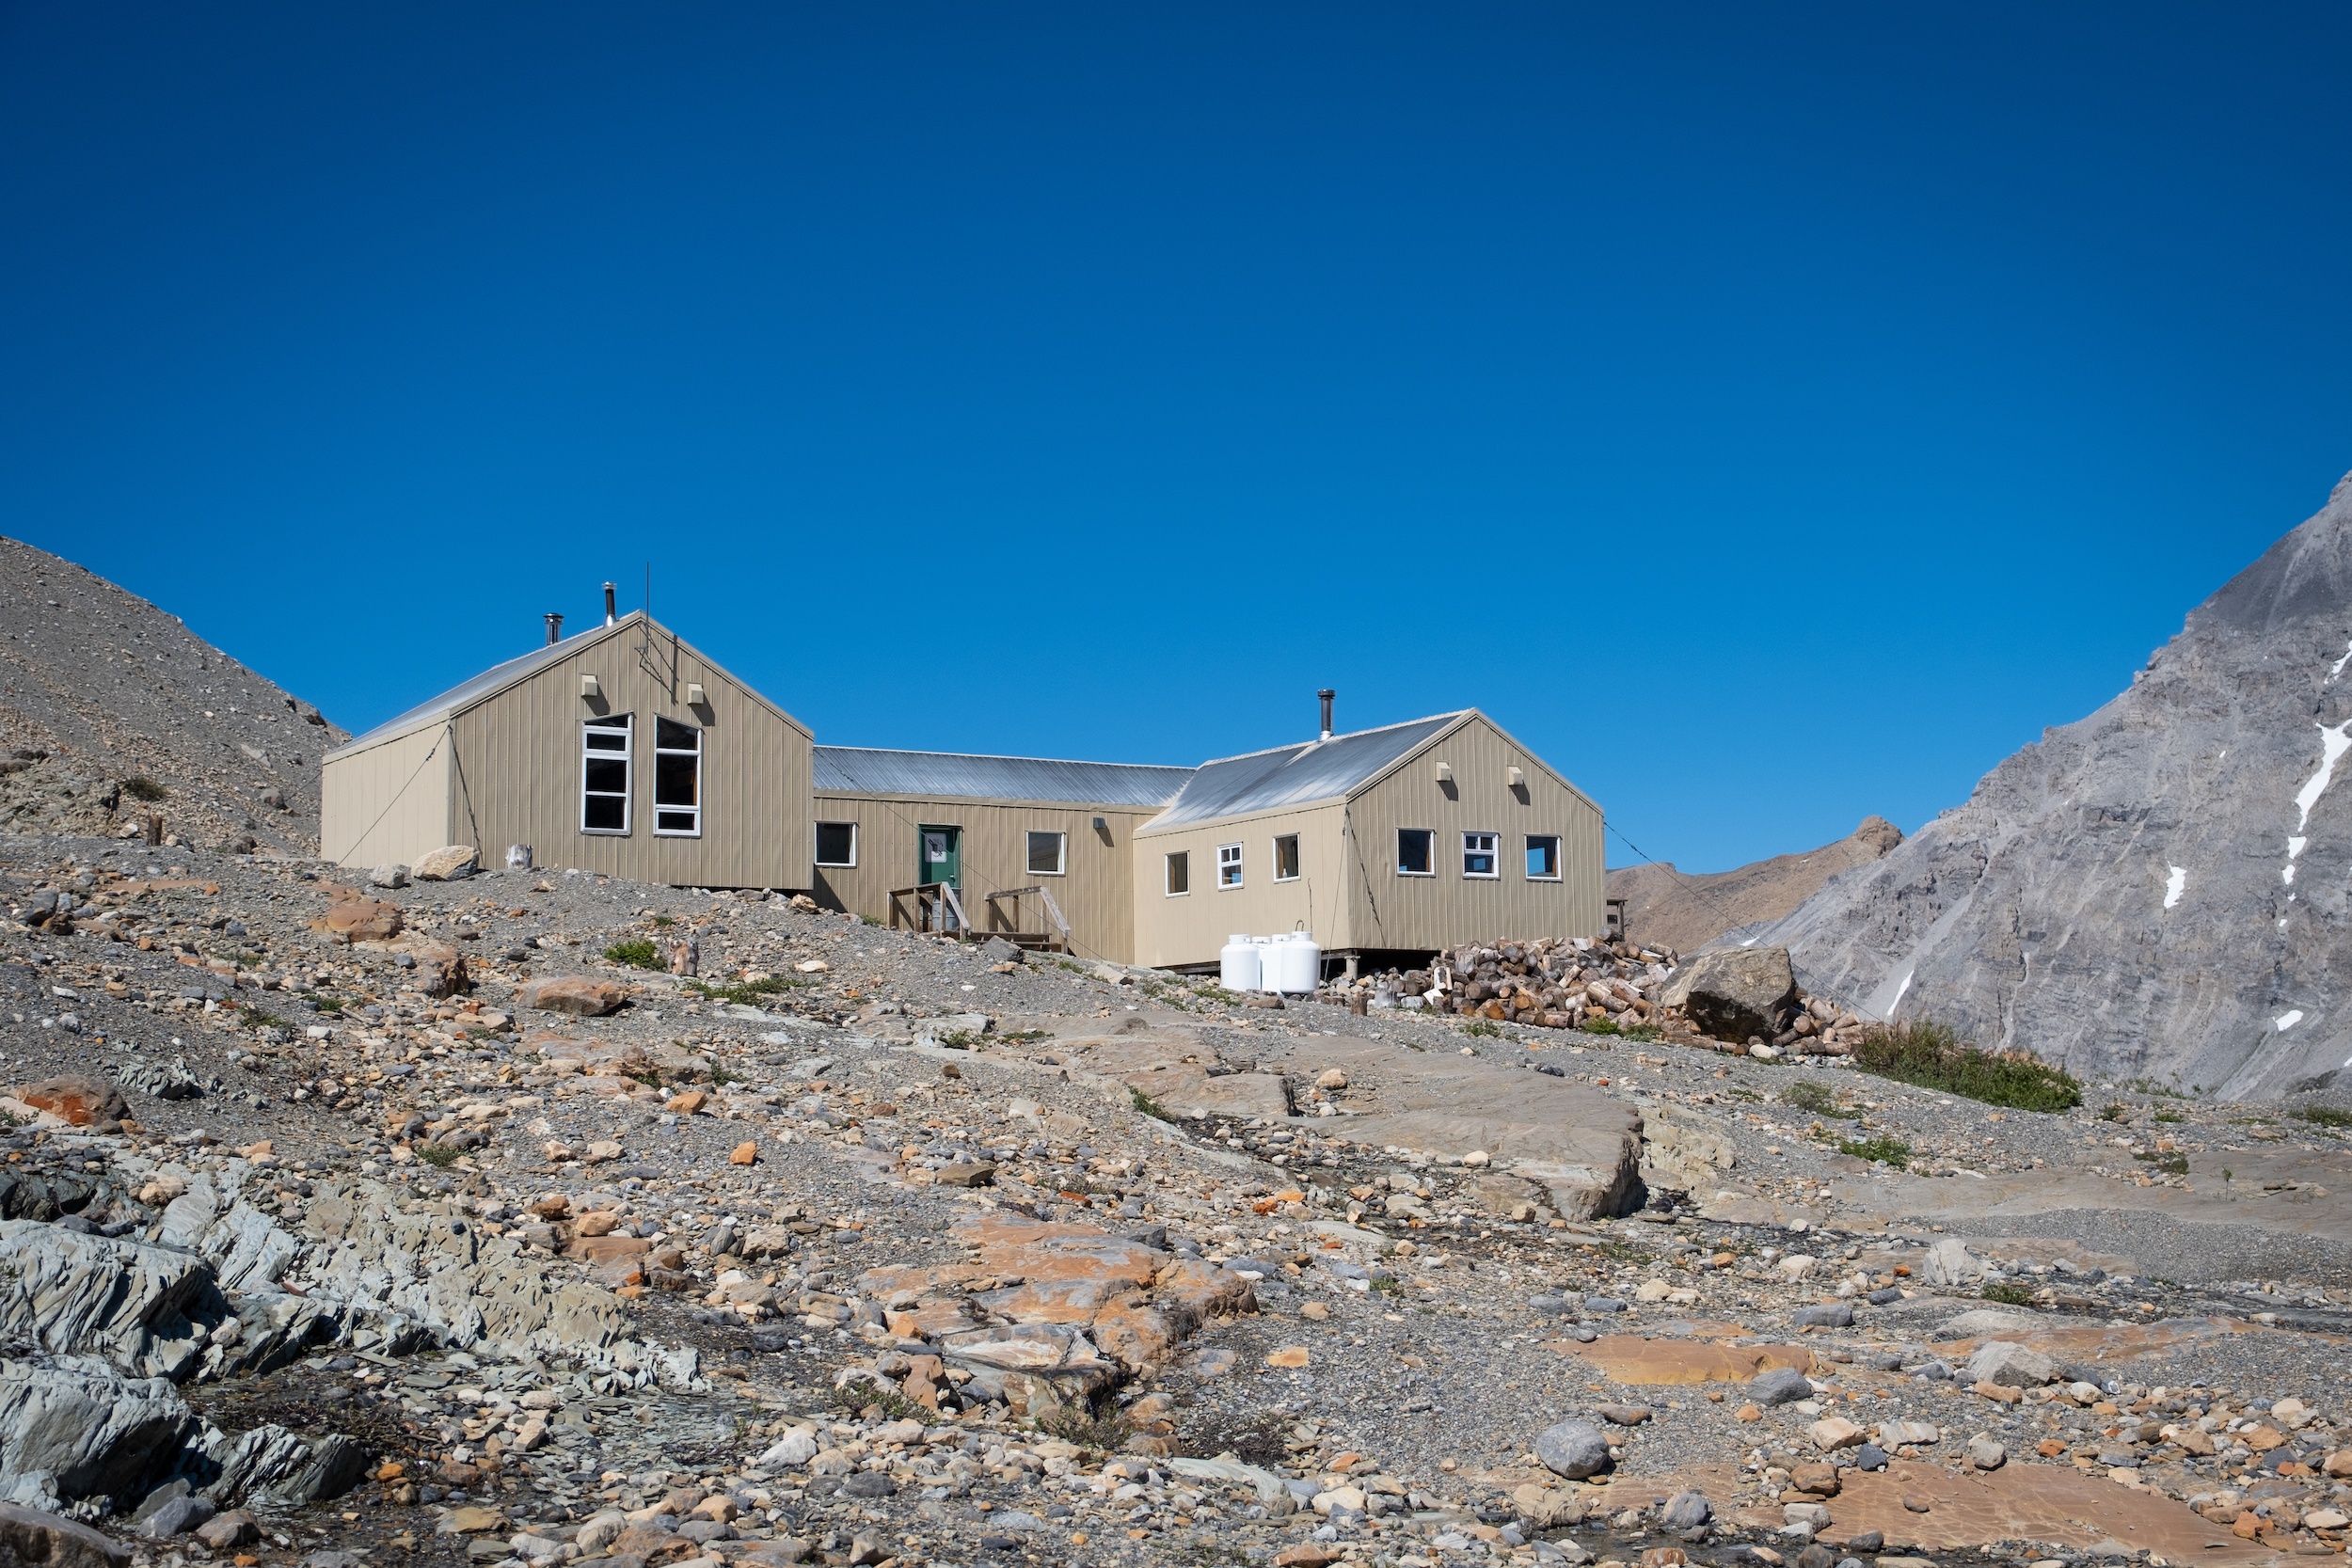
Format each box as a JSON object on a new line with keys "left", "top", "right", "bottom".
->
{"left": 321, "top": 724, "right": 454, "bottom": 869}
{"left": 1130, "top": 801, "right": 1348, "bottom": 969}
{"left": 811, "top": 794, "right": 1153, "bottom": 963}
{"left": 444, "top": 625, "right": 810, "bottom": 889}
{"left": 1342, "top": 714, "right": 1604, "bottom": 950}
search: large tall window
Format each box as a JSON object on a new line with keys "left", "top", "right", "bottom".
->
{"left": 581, "top": 715, "right": 631, "bottom": 834}
{"left": 653, "top": 718, "right": 703, "bottom": 836}
{"left": 1165, "top": 851, "right": 1190, "bottom": 895}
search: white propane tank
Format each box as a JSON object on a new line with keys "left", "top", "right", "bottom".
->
{"left": 1264, "top": 931, "right": 1322, "bottom": 995}
{"left": 1219, "top": 935, "right": 1262, "bottom": 992}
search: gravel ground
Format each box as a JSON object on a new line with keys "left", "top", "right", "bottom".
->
{"left": 3, "top": 832, "right": 2349, "bottom": 1568}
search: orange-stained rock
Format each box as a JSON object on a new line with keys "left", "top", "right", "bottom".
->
{"left": 974, "top": 1278, "right": 1136, "bottom": 1325}
{"left": 318, "top": 899, "right": 403, "bottom": 940}
{"left": 566, "top": 1234, "right": 651, "bottom": 1264}
{"left": 1554, "top": 1336, "right": 1815, "bottom": 1386}
{"left": 573, "top": 1212, "right": 621, "bottom": 1237}
{"left": 18, "top": 1075, "right": 128, "bottom": 1127}
{"left": 666, "top": 1091, "right": 707, "bottom": 1114}
{"left": 1090, "top": 1297, "right": 1191, "bottom": 1370}
{"left": 1266, "top": 1346, "right": 1311, "bottom": 1369}
{"left": 1153, "top": 1258, "right": 1259, "bottom": 1321}
{"left": 519, "top": 977, "right": 626, "bottom": 1017}
{"left": 947, "top": 1212, "right": 1165, "bottom": 1289}
{"left": 729, "top": 1141, "right": 758, "bottom": 1165}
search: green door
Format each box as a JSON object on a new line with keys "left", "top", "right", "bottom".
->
{"left": 919, "top": 826, "right": 961, "bottom": 891}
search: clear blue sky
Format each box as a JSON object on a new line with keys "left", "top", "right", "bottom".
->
{"left": 5, "top": 5, "right": 2350, "bottom": 872}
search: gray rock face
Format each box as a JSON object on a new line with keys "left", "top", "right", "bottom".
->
{"left": 1749, "top": 1366, "right": 1815, "bottom": 1405}
{"left": 1744, "top": 473, "right": 2352, "bottom": 1097}
{"left": 1661, "top": 947, "right": 1796, "bottom": 1043}
{"left": 1791, "top": 1302, "right": 1854, "bottom": 1328}
{"left": 1922, "top": 1240, "right": 1982, "bottom": 1286}
{"left": 0, "top": 1354, "right": 199, "bottom": 1512}
{"left": 1965, "top": 1340, "right": 2056, "bottom": 1387}
{"left": 0, "top": 1222, "right": 218, "bottom": 1380}
{"left": 1534, "top": 1419, "right": 1612, "bottom": 1479}
{"left": 1660, "top": 1491, "right": 1712, "bottom": 1529}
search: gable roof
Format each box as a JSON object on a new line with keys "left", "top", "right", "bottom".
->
{"left": 815, "top": 746, "right": 1192, "bottom": 808}
{"left": 1142, "top": 712, "right": 1468, "bottom": 831}
{"left": 327, "top": 612, "right": 806, "bottom": 758}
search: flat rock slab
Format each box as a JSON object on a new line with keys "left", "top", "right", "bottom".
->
{"left": 1745, "top": 1456, "right": 2277, "bottom": 1563}
{"left": 1029, "top": 1027, "right": 1645, "bottom": 1218}
{"left": 1549, "top": 1335, "right": 1815, "bottom": 1386}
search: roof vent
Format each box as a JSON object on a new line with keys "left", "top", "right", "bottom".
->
{"left": 603, "top": 582, "right": 617, "bottom": 626}
{"left": 1318, "top": 689, "right": 1335, "bottom": 741}
{"left": 545, "top": 612, "right": 564, "bottom": 646}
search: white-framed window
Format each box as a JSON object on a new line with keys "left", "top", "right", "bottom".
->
{"left": 1216, "top": 843, "right": 1244, "bottom": 889}
{"left": 581, "top": 714, "right": 631, "bottom": 835}
{"left": 1462, "top": 831, "right": 1500, "bottom": 879}
{"left": 815, "top": 821, "right": 858, "bottom": 867}
{"left": 652, "top": 717, "right": 703, "bottom": 836}
{"left": 1027, "top": 830, "right": 1067, "bottom": 876}
{"left": 1165, "top": 851, "right": 1190, "bottom": 896}
{"left": 1396, "top": 828, "right": 1434, "bottom": 876}
{"left": 1526, "top": 834, "right": 1561, "bottom": 880}
{"left": 1272, "top": 833, "right": 1300, "bottom": 881}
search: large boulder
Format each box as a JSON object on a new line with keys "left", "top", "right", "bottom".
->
{"left": 1965, "top": 1340, "right": 2056, "bottom": 1387}
{"left": 1534, "top": 1419, "right": 1612, "bottom": 1479}
{"left": 411, "top": 846, "right": 479, "bottom": 881}
{"left": 0, "top": 1501, "right": 132, "bottom": 1568}
{"left": 517, "top": 977, "right": 627, "bottom": 1018}
{"left": 1662, "top": 946, "right": 1798, "bottom": 1042}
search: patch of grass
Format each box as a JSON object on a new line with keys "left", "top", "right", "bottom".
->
{"left": 2123, "top": 1076, "right": 2188, "bottom": 1099}
{"left": 1035, "top": 1402, "right": 1133, "bottom": 1453}
{"left": 1370, "top": 1274, "right": 1402, "bottom": 1294}
{"left": 2100, "top": 1102, "right": 2129, "bottom": 1122}
{"left": 1459, "top": 1019, "right": 1502, "bottom": 1038}
{"left": 1580, "top": 1017, "right": 1620, "bottom": 1036}
{"left": 311, "top": 996, "right": 345, "bottom": 1015}
{"left": 709, "top": 1065, "right": 739, "bottom": 1087}
{"left": 651, "top": 914, "right": 675, "bottom": 927}
{"left": 1131, "top": 1087, "right": 1174, "bottom": 1122}
{"left": 1778, "top": 1079, "right": 1849, "bottom": 1117}
{"left": 604, "top": 939, "right": 662, "bottom": 971}
{"left": 829, "top": 1383, "right": 924, "bottom": 1423}
{"left": 1836, "top": 1133, "right": 1911, "bottom": 1168}
{"left": 1000, "top": 1029, "right": 1051, "bottom": 1045}
{"left": 1851, "top": 1021, "right": 2082, "bottom": 1113}
{"left": 1980, "top": 1280, "right": 2036, "bottom": 1307}
{"left": 688, "top": 974, "right": 808, "bottom": 1006}
{"left": 626, "top": 1068, "right": 663, "bottom": 1089}
{"left": 2133, "top": 1151, "right": 2189, "bottom": 1175}
{"left": 935, "top": 1029, "right": 978, "bottom": 1050}
{"left": 121, "top": 775, "right": 167, "bottom": 803}
{"left": 1618, "top": 1022, "right": 1661, "bottom": 1042}
{"left": 414, "top": 1144, "right": 462, "bottom": 1169}
{"left": 2290, "top": 1105, "right": 2352, "bottom": 1129}
{"left": 2153, "top": 1109, "right": 2185, "bottom": 1124}
{"left": 244, "top": 1009, "right": 288, "bottom": 1032}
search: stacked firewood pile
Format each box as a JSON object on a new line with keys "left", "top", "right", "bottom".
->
{"left": 1314, "top": 936, "right": 1876, "bottom": 1056}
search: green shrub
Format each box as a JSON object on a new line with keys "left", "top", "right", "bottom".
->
{"left": 1459, "top": 1019, "right": 1502, "bottom": 1037}
{"left": 1131, "top": 1087, "right": 1173, "bottom": 1121}
{"left": 1778, "top": 1080, "right": 1848, "bottom": 1117}
{"left": 2100, "top": 1102, "right": 2129, "bottom": 1122}
{"left": 415, "top": 1144, "right": 462, "bottom": 1168}
{"left": 1851, "top": 1021, "right": 2081, "bottom": 1113}
{"left": 2133, "top": 1150, "right": 2189, "bottom": 1175}
{"left": 1980, "top": 1280, "right": 2035, "bottom": 1306}
{"left": 121, "top": 775, "right": 167, "bottom": 803}
{"left": 2290, "top": 1105, "right": 2352, "bottom": 1129}
{"left": 1836, "top": 1133, "right": 1911, "bottom": 1168}
{"left": 605, "top": 939, "right": 662, "bottom": 971}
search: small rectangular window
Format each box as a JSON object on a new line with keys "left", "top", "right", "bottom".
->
{"left": 1462, "top": 831, "right": 1500, "bottom": 879}
{"left": 653, "top": 716, "right": 702, "bottom": 837}
{"left": 1165, "top": 851, "right": 1190, "bottom": 895}
{"left": 1027, "top": 831, "right": 1067, "bottom": 876}
{"left": 1526, "top": 834, "right": 1561, "bottom": 880}
{"left": 1396, "top": 828, "right": 1434, "bottom": 876}
{"left": 1216, "top": 843, "right": 1244, "bottom": 889}
{"left": 816, "top": 822, "right": 858, "bottom": 867}
{"left": 581, "top": 714, "right": 631, "bottom": 835}
{"left": 1272, "top": 833, "right": 1300, "bottom": 881}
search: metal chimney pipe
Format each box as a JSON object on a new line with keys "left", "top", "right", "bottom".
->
{"left": 544, "top": 612, "right": 564, "bottom": 646}
{"left": 1318, "top": 689, "right": 1335, "bottom": 741}
{"left": 603, "top": 582, "right": 617, "bottom": 626}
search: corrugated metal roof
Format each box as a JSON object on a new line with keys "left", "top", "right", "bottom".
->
{"left": 329, "top": 614, "right": 642, "bottom": 756}
{"left": 1144, "top": 712, "right": 1465, "bottom": 830}
{"left": 815, "top": 747, "right": 1194, "bottom": 807}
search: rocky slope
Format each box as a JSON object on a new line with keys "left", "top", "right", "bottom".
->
{"left": 0, "top": 536, "right": 342, "bottom": 855}
{"left": 1746, "top": 472, "right": 2352, "bottom": 1101}
{"left": 2, "top": 832, "right": 2348, "bottom": 1568}
{"left": 1609, "top": 819, "right": 1905, "bottom": 956}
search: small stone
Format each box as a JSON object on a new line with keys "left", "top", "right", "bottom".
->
{"left": 139, "top": 1497, "right": 216, "bottom": 1539}
{"left": 1299, "top": 1302, "right": 1329, "bottom": 1321}
{"left": 1965, "top": 1435, "right": 2006, "bottom": 1470}
{"left": 1792, "top": 1302, "right": 1853, "bottom": 1328}
{"left": 1807, "top": 1417, "right": 1866, "bottom": 1451}
{"left": 1750, "top": 1367, "right": 1815, "bottom": 1406}
{"left": 1266, "top": 1346, "right": 1311, "bottom": 1369}
{"left": 1596, "top": 1404, "right": 1652, "bottom": 1426}
{"left": 197, "top": 1512, "right": 262, "bottom": 1550}
{"left": 518, "top": 976, "right": 626, "bottom": 1017}
{"left": 411, "top": 846, "right": 480, "bottom": 881}
{"left": 730, "top": 1141, "right": 759, "bottom": 1165}
{"left": 1659, "top": 1492, "right": 1710, "bottom": 1530}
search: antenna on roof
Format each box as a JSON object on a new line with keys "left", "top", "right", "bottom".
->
{"left": 1318, "top": 689, "right": 1335, "bottom": 741}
